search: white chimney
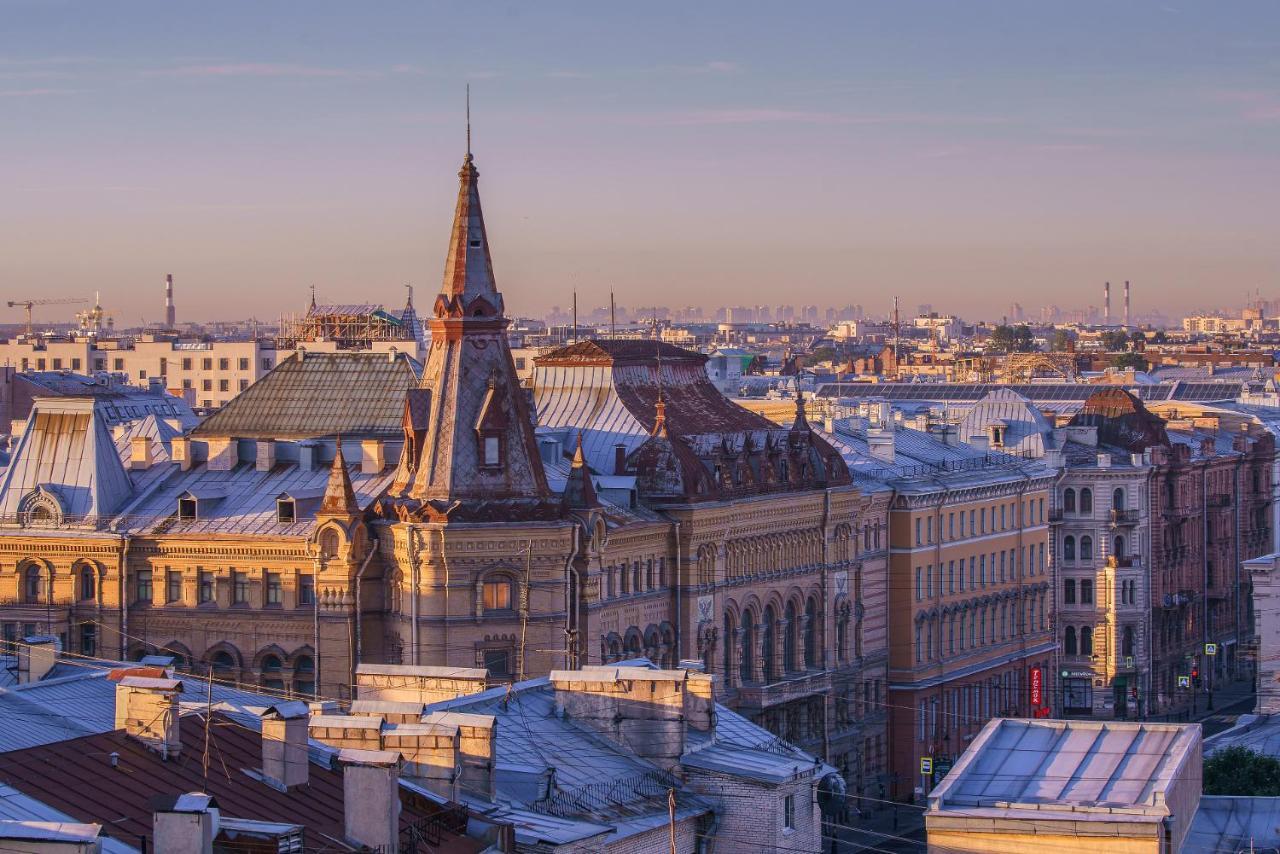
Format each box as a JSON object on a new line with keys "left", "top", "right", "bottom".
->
{"left": 171, "top": 436, "right": 192, "bottom": 471}
{"left": 339, "top": 748, "right": 402, "bottom": 852}
{"left": 115, "top": 676, "right": 184, "bottom": 759}
{"left": 17, "top": 636, "right": 58, "bottom": 684}
{"left": 153, "top": 793, "right": 218, "bottom": 854}
{"left": 256, "top": 439, "right": 276, "bottom": 472}
{"left": 260, "top": 701, "right": 310, "bottom": 790}
{"left": 205, "top": 437, "right": 237, "bottom": 472}
{"left": 131, "top": 435, "right": 154, "bottom": 470}
{"left": 361, "top": 439, "right": 385, "bottom": 474}
{"left": 298, "top": 441, "right": 317, "bottom": 473}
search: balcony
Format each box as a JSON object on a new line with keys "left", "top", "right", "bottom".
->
{"left": 734, "top": 668, "right": 832, "bottom": 712}
{"left": 1110, "top": 509, "right": 1139, "bottom": 526}
{"left": 1105, "top": 555, "right": 1140, "bottom": 569}
{"left": 1048, "top": 509, "right": 1064, "bottom": 523}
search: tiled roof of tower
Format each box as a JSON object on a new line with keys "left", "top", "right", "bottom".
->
{"left": 192, "top": 351, "right": 421, "bottom": 440}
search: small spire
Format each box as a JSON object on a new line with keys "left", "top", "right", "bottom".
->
{"left": 309, "top": 284, "right": 316, "bottom": 311}
{"left": 792, "top": 389, "right": 810, "bottom": 431}
{"left": 653, "top": 388, "right": 668, "bottom": 438}
{"left": 320, "top": 436, "right": 359, "bottom": 516}
{"left": 405, "top": 283, "right": 414, "bottom": 309}
{"left": 563, "top": 431, "right": 599, "bottom": 508}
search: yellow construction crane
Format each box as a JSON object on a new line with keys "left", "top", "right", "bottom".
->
{"left": 6, "top": 297, "right": 88, "bottom": 337}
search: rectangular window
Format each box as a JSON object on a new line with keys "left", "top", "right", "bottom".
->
{"left": 980, "top": 508, "right": 986, "bottom": 533}
{"left": 483, "top": 648, "right": 512, "bottom": 679}
{"left": 1081, "top": 579, "right": 1093, "bottom": 604}
{"left": 182, "top": 357, "right": 192, "bottom": 370}
{"left": 202, "top": 357, "right": 213, "bottom": 370}
{"left": 783, "top": 794, "right": 796, "bottom": 831}
{"left": 298, "top": 573, "right": 315, "bottom": 606}
{"left": 182, "top": 378, "right": 192, "bottom": 389}
{"left": 482, "top": 580, "right": 513, "bottom": 611}
{"left": 202, "top": 379, "right": 212, "bottom": 391}
{"left": 915, "top": 518, "right": 922, "bottom": 545}
{"left": 979, "top": 555, "right": 986, "bottom": 586}
{"left": 238, "top": 357, "right": 250, "bottom": 371}
{"left": 915, "top": 567, "right": 922, "bottom": 601}
{"left": 231, "top": 571, "right": 248, "bottom": 605}
{"left": 198, "top": 570, "right": 214, "bottom": 604}
{"left": 80, "top": 623, "right": 96, "bottom": 657}
{"left": 926, "top": 564, "right": 933, "bottom": 598}
{"left": 52, "top": 358, "right": 62, "bottom": 370}
{"left": 218, "top": 357, "right": 229, "bottom": 371}
{"left": 948, "top": 512, "right": 955, "bottom": 539}
{"left": 927, "top": 516, "right": 933, "bottom": 544}
{"left": 136, "top": 570, "right": 153, "bottom": 604}
{"left": 167, "top": 570, "right": 182, "bottom": 604}
{"left": 219, "top": 379, "right": 229, "bottom": 392}
{"left": 262, "top": 357, "right": 271, "bottom": 371}
{"left": 1064, "top": 578, "right": 1076, "bottom": 604}
{"left": 483, "top": 435, "right": 500, "bottom": 466}
{"left": 948, "top": 561, "right": 955, "bottom": 594}
{"left": 265, "top": 572, "right": 282, "bottom": 606}
{"left": 239, "top": 379, "right": 249, "bottom": 391}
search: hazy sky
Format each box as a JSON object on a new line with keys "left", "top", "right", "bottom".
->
{"left": 3, "top": 1, "right": 1279, "bottom": 324}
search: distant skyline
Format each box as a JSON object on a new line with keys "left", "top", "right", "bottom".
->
{"left": 3, "top": 1, "right": 1279, "bottom": 324}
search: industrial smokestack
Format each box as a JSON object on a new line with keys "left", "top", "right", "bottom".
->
{"left": 1124, "top": 280, "right": 1130, "bottom": 327}
{"left": 164, "top": 274, "right": 176, "bottom": 329}
{"left": 1104, "top": 282, "right": 1111, "bottom": 325}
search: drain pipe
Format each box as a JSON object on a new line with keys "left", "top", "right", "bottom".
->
{"left": 117, "top": 532, "right": 131, "bottom": 659}
{"left": 352, "top": 539, "right": 379, "bottom": 686}
{"left": 409, "top": 526, "right": 421, "bottom": 666}
{"left": 673, "top": 521, "right": 682, "bottom": 664}
{"left": 563, "top": 523, "right": 581, "bottom": 669}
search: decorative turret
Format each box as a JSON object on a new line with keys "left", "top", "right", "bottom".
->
{"left": 320, "top": 439, "right": 359, "bottom": 518}
{"left": 563, "top": 433, "right": 599, "bottom": 510}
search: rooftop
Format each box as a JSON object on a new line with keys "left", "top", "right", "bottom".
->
{"left": 192, "top": 350, "right": 421, "bottom": 440}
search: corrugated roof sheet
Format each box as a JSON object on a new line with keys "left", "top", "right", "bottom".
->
{"left": 192, "top": 351, "right": 421, "bottom": 440}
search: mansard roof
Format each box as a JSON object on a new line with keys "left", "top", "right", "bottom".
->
{"left": 192, "top": 351, "right": 421, "bottom": 441}
{"left": 1069, "top": 387, "right": 1171, "bottom": 452}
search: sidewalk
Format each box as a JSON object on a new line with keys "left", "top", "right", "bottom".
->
{"left": 1145, "top": 676, "right": 1255, "bottom": 725}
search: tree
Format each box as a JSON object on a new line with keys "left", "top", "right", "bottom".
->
{"left": 1110, "top": 353, "right": 1148, "bottom": 371}
{"left": 799, "top": 346, "right": 837, "bottom": 367}
{"left": 1101, "top": 330, "right": 1131, "bottom": 351}
{"left": 987, "top": 325, "right": 1036, "bottom": 353}
{"left": 1204, "top": 746, "right": 1280, "bottom": 796}
{"left": 1050, "top": 329, "right": 1073, "bottom": 351}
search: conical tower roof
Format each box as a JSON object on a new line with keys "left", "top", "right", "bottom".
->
{"left": 434, "top": 151, "right": 502, "bottom": 319}
{"left": 320, "top": 439, "right": 359, "bottom": 516}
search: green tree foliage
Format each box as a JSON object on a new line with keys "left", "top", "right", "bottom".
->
{"left": 1110, "top": 353, "right": 1148, "bottom": 371}
{"left": 1204, "top": 746, "right": 1280, "bottom": 796}
{"left": 799, "top": 346, "right": 837, "bottom": 367}
{"left": 1050, "top": 329, "right": 1073, "bottom": 351}
{"left": 987, "top": 325, "right": 1037, "bottom": 353}
{"left": 1101, "top": 330, "right": 1132, "bottom": 351}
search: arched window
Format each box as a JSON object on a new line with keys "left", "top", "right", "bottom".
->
{"left": 77, "top": 565, "right": 96, "bottom": 601}
{"left": 1080, "top": 535, "right": 1093, "bottom": 561}
{"left": 293, "top": 655, "right": 315, "bottom": 696}
{"left": 836, "top": 608, "right": 848, "bottom": 662}
{"left": 1122, "top": 626, "right": 1135, "bottom": 657}
{"left": 1080, "top": 488, "right": 1093, "bottom": 514}
{"left": 23, "top": 565, "right": 45, "bottom": 603}
{"left": 762, "top": 606, "right": 777, "bottom": 681}
{"left": 481, "top": 576, "right": 515, "bottom": 613}
{"left": 1080, "top": 626, "right": 1093, "bottom": 656}
{"left": 211, "top": 651, "right": 236, "bottom": 672}
{"left": 260, "top": 654, "right": 284, "bottom": 690}
{"left": 723, "top": 613, "right": 735, "bottom": 683}
{"left": 784, "top": 601, "right": 798, "bottom": 672}
{"left": 318, "top": 528, "right": 340, "bottom": 559}
{"left": 740, "top": 612, "right": 754, "bottom": 684}
{"left": 1064, "top": 626, "right": 1077, "bottom": 655}
{"left": 1113, "top": 488, "right": 1125, "bottom": 511}
{"left": 804, "top": 598, "right": 818, "bottom": 668}
{"left": 1063, "top": 488, "right": 1076, "bottom": 513}
{"left": 1114, "top": 536, "right": 1126, "bottom": 560}
{"left": 1063, "top": 535, "right": 1076, "bottom": 561}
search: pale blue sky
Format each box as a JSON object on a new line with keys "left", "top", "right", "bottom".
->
{"left": 2, "top": 1, "right": 1278, "bottom": 323}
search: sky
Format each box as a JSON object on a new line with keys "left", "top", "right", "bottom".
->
{"left": 2, "top": 1, "right": 1279, "bottom": 325}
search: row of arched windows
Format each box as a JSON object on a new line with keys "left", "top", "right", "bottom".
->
{"left": 914, "top": 590, "right": 1049, "bottom": 663}
{"left": 1062, "top": 534, "right": 1127, "bottom": 562}
{"left": 129, "top": 643, "right": 316, "bottom": 696}
{"left": 721, "top": 594, "right": 826, "bottom": 687}
{"left": 1062, "top": 486, "right": 1126, "bottom": 514}
{"left": 14, "top": 562, "right": 101, "bottom": 605}
{"left": 600, "top": 623, "right": 677, "bottom": 668}
{"left": 1063, "top": 625, "right": 1094, "bottom": 657}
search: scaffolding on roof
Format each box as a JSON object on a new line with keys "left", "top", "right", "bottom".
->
{"left": 277, "top": 303, "right": 416, "bottom": 350}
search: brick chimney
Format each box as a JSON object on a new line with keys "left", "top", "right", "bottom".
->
{"left": 205, "top": 437, "right": 237, "bottom": 471}
{"left": 260, "top": 701, "right": 310, "bottom": 790}
{"left": 339, "top": 748, "right": 402, "bottom": 853}
{"left": 131, "top": 435, "right": 154, "bottom": 470}
{"left": 115, "top": 676, "right": 184, "bottom": 759}
{"left": 361, "top": 439, "right": 386, "bottom": 474}
{"left": 423, "top": 711, "right": 498, "bottom": 800}
{"left": 383, "top": 720, "right": 460, "bottom": 800}
{"left": 17, "top": 635, "right": 58, "bottom": 684}
{"left": 551, "top": 667, "right": 693, "bottom": 771}
{"left": 308, "top": 714, "right": 383, "bottom": 752}
{"left": 171, "top": 435, "right": 192, "bottom": 471}
{"left": 152, "top": 792, "right": 218, "bottom": 854}
{"left": 255, "top": 439, "right": 276, "bottom": 472}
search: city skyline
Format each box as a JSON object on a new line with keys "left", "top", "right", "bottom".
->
{"left": 4, "top": 1, "right": 1279, "bottom": 322}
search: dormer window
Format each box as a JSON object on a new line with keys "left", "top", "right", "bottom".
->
{"left": 469, "top": 238, "right": 482, "bottom": 248}
{"left": 178, "top": 497, "right": 197, "bottom": 521}
{"left": 277, "top": 498, "right": 296, "bottom": 524}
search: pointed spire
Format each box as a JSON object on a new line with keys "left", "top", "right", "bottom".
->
{"left": 563, "top": 432, "right": 599, "bottom": 509}
{"left": 309, "top": 284, "right": 316, "bottom": 312}
{"left": 791, "top": 389, "right": 810, "bottom": 432}
{"left": 320, "top": 437, "right": 359, "bottom": 516}
{"left": 652, "top": 389, "right": 668, "bottom": 438}
{"left": 436, "top": 89, "right": 502, "bottom": 318}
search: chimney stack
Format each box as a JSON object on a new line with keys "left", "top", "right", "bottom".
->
{"left": 164, "top": 274, "right": 176, "bottom": 330}
{"left": 17, "top": 635, "right": 58, "bottom": 684}
{"left": 1124, "top": 280, "right": 1131, "bottom": 326}
{"left": 131, "top": 435, "right": 154, "bottom": 470}
{"left": 171, "top": 436, "right": 192, "bottom": 471}
{"left": 152, "top": 793, "right": 217, "bottom": 854}
{"left": 260, "top": 701, "right": 310, "bottom": 790}
{"left": 339, "top": 749, "right": 402, "bottom": 853}
{"left": 1104, "top": 282, "right": 1111, "bottom": 324}
{"left": 115, "top": 676, "right": 184, "bottom": 759}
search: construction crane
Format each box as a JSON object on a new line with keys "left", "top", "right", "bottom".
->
{"left": 6, "top": 298, "right": 88, "bottom": 337}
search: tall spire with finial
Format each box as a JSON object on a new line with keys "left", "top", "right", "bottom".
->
{"left": 466, "top": 82, "right": 471, "bottom": 159}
